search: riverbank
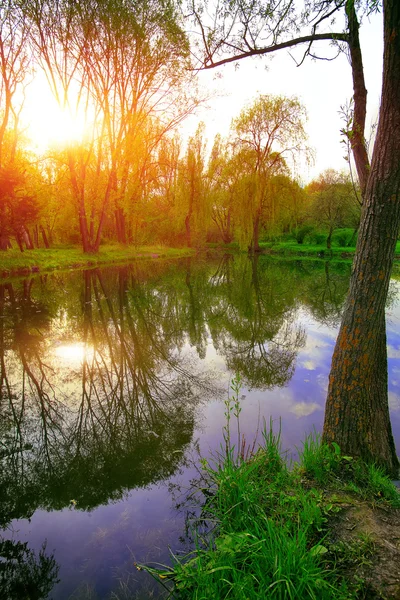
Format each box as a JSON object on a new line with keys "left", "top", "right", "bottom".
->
{"left": 142, "top": 399, "right": 400, "bottom": 598}
{"left": 0, "top": 245, "right": 195, "bottom": 280}
{"left": 2, "top": 241, "right": 400, "bottom": 281}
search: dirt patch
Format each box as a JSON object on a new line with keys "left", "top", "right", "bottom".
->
{"left": 328, "top": 495, "right": 400, "bottom": 598}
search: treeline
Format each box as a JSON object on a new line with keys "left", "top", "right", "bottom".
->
{"left": 0, "top": 0, "right": 360, "bottom": 254}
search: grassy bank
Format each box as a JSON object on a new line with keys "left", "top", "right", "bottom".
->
{"left": 260, "top": 239, "right": 400, "bottom": 259}
{"left": 143, "top": 382, "right": 400, "bottom": 599}
{"left": 0, "top": 245, "right": 195, "bottom": 279}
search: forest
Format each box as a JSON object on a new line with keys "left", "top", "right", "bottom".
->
{"left": 0, "top": 0, "right": 362, "bottom": 255}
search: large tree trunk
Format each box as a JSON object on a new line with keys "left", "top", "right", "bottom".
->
{"left": 323, "top": 0, "right": 400, "bottom": 476}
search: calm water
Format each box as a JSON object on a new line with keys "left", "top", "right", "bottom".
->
{"left": 1, "top": 254, "right": 400, "bottom": 599}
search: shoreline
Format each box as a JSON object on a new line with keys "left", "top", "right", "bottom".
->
{"left": 0, "top": 245, "right": 196, "bottom": 281}
{"left": 2, "top": 242, "right": 400, "bottom": 281}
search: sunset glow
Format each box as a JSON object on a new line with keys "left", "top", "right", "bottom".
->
{"left": 25, "top": 78, "right": 88, "bottom": 151}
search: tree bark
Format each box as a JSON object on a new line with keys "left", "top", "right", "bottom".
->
{"left": 323, "top": 0, "right": 400, "bottom": 476}
{"left": 40, "top": 226, "right": 50, "bottom": 249}
{"left": 251, "top": 210, "right": 261, "bottom": 254}
{"left": 346, "top": 0, "right": 370, "bottom": 198}
{"left": 185, "top": 214, "right": 192, "bottom": 248}
{"left": 326, "top": 226, "right": 333, "bottom": 250}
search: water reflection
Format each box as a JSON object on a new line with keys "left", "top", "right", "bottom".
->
{"left": 1, "top": 254, "right": 385, "bottom": 598}
{"left": 0, "top": 265, "right": 213, "bottom": 520}
{"left": 0, "top": 540, "right": 59, "bottom": 600}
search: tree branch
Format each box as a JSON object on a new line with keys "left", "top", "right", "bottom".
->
{"left": 202, "top": 32, "right": 349, "bottom": 69}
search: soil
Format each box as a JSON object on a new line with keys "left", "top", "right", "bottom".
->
{"left": 328, "top": 494, "right": 400, "bottom": 599}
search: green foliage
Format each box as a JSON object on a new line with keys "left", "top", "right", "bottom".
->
{"left": 299, "top": 432, "right": 400, "bottom": 507}
{"left": 294, "top": 225, "right": 314, "bottom": 244}
{"left": 330, "top": 532, "right": 376, "bottom": 572}
{"left": 230, "top": 95, "right": 308, "bottom": 251}
{"left": 298, "top": 432, "right": 345, "bottom": 484}
{"left": 304, "top": 231, "right": 328, "bottom": 246}
{"left": 141, "top": 393, "right": 400, "bottom": 598}
{"left": 153, "top": 428, "right": 344, "bottom": 599}
{"left": 331, "top": 228, "right": 357, "bottom": 247}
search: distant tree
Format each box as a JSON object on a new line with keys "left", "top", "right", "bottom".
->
{"left": 307, "top": 169, "right": 359, "bottom": 249}
{"left": 231, "top": 95, "right": 308, "bottom": 252}
{"left": 0, "top": 165, "right": 39, "bottom": 251}
{"left": 151, "top": 134, "right": 182, "bottom": 244}
{"left": 176, "top": 123, "right": 208, "bottom": 247}
{"left": 263, "top": 174, "right": 307, "bottom": 237}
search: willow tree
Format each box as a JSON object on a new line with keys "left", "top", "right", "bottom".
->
{"left": 176, "top": 123, "right": 209, "bottom": 248}
{"left": 231, "top": 95, "right": 307, "bottom": 253}
{"left": 188, "top": 0, "right": 400, "bottom": 474}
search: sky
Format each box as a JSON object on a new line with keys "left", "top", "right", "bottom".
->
{"left": 184, "top": 9, "right": 383, "bottom": 182}
{"left": 24, "top": 9, "right": 383, "bottom": 184}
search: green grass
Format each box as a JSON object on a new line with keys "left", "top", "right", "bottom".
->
{"left": 259, "top": 239, "right": 400, "bottom": 259}
{"left": 259, "top": 240, "right": 354, "bottom": 258}
{"left": 0, "top": 244, "right": 195, "bottom": 279}
{"left": 141, "top": 384, "right": 400, "bottom": 599}
{"left": 299, "top": 432, "right": 400, "bottom": 505}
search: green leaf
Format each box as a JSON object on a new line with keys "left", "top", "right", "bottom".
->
{"left": 310, "top": 544, "right": 328, "bottom": 557}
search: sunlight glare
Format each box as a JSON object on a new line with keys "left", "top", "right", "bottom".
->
{"left": 24, "top": 74, "right": 88, "bottom": 152}
{"left": 54, "top": 342, "right": 94, "bottom": 364}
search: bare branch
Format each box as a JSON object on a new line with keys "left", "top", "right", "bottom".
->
{"left": 202, "top": 32, "right": 349, "bottom": 69}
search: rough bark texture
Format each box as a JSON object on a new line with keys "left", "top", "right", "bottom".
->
{"left": 323, "top": 0, "right": 400, "bottom": 476}
{"left": 346, "top": 0, "right": 370, "bottom": 198}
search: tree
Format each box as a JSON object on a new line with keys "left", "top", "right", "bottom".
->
{"left": 176, "top": 123, "right": 209, "bottom": 247}
{"left": 188, "top": 0, "right": 400, "bottom": 474}
{"left": 0, "top": 165, "right": 40, "bottom": 252}
{"left": 307, "top": 169, "right": 359, "bottom": 249}
{"left": 207, "top": 134, "right": 235, "bottom": 244}
{"left": 0, "top": 1, "right": 32, "bottom": 250}
{"left": 323, "top": 0, "right": 400, "bottom": 475}
{"left": 25, "top": 0, "right": 200, "bottom": 252}
{"left": 267, "top": 174, "right": 308, "bottom": 236}
{"left": 231, "top": 95, "right": 308, "bottom": 252}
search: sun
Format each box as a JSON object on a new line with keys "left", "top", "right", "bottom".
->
{"left": 23, "top": 73, "right": 88, "bottom": 152}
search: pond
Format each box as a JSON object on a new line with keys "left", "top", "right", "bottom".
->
{"left": 1, "top": 254, "right": 400, "bottom": 599}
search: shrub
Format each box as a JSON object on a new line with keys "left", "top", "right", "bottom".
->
{"left": 294, "top": 225, "right": 314, "bottom": 244}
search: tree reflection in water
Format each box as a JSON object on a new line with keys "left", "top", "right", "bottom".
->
{"left": 0, "top": 540, "right": 59, "bottom": 600}
{"left": 0, "top": 256, "right": 351, "bottom": 598}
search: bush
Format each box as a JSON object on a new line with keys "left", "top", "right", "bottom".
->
{"left": 305, "top": 230, "right": 327, "bottom": 245}
{"left": 332, "top": 228, "right": 356, "bottom": 247}
{"left": 293, "top": 225, "right": 314, "bottom": 244}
